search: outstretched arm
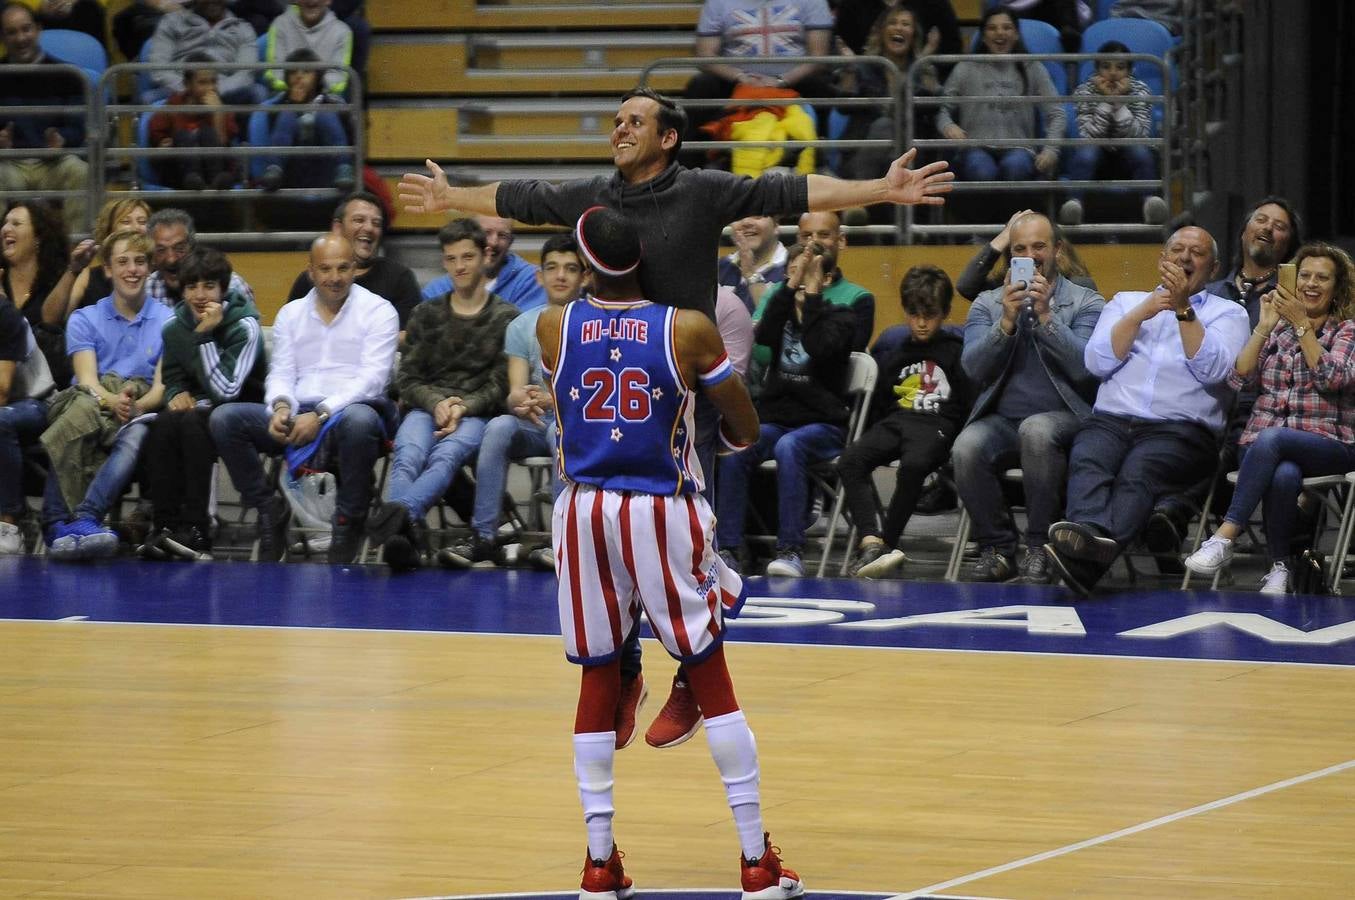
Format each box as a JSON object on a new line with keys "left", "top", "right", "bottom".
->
{"left": 398, "top": 160, "right": 502, "bottom": 216}
{"left": 806, "top": 148, "right": 954, "bottom": 211}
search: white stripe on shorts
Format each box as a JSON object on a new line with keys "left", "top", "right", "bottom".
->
{"left": 552, "top": 483, "right": 745, "bottom": 665}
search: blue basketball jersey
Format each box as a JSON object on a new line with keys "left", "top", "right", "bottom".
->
{"left": 549, "top": 298, "right": 702, "bottom": 495}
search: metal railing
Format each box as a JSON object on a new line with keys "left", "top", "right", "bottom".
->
{"left": 0, "top": 62, "right": 100, "bottom": 232}
{"left": 0, "top": 61, "right": 362, "bottom": 242}
{"left": 642, "top": 50, "right": 1177, "bottom": 243}
{"left": 902, "top": 51, "right": 1172, "bottom": 242}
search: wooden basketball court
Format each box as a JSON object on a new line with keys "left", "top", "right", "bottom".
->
{"left": 2, "top": 558, "right": 1353, "bottom": 899}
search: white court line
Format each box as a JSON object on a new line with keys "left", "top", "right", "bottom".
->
{"left": 887, "top": 757, "right": 1355, "bottom": 900}
{"left": 4, "top": 617, "right": 1355, "bottom": 670}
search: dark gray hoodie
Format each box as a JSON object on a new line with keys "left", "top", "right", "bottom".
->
{"left": 496, "top": 161, "right": 808, "bottom": 320}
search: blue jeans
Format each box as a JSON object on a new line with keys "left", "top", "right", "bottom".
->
{"left": 952, "top": 410, "right": 1081, "bottom": 555}
{"left": 0, "top": 398, "right": 48, "bottom": 516}
{"left": 471, "top": 414, "right": 557, "bottom": 541}
{"left": 262, "top": 109, "right": 350, "bottom": 186}
{"left": 716, "top": 422, "right": 844, "bottom": 551}
{"left": 42, "top": 421, "right": 149, "bottom": 525}
{"left": 1224, "top": 427, "right": 1355, "bottom": 562}
{"left": 1064, "top": 414, "right": 1216, "bottom": 546}
{"left": 209, "top": 401, "right": 386, "bottom": 520}
{"left": 959, "top": 147, "right": 1036, "bottom": 182}
{"left": 388, "top": 409, "right": 488, "bottom": 521}
{"left": 1063, "top": 144, "right": 1157, "bottom": 203}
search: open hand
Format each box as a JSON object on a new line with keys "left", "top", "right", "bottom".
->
{"left": 399, "top": 159, "right": 452, "bottom": 215}
{"left": 884, "top": 147, "right": 954, "bottom": 206}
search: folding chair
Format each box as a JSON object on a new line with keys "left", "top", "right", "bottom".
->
{"left": 1181, "top": 471, "right": 1349, "bottom": 591}
{"left": 782, "top": 351, "right": 878, "bottom": 576}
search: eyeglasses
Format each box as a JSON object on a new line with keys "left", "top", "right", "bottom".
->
{"left": 155, "top": 242, "right": 192, "bottom": 256}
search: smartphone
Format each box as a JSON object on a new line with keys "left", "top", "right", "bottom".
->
{"left": 1010, "top": 256, "right": 1035, "bottom": 291}
{"left": 1278, "top": 262, "right": 1297, "bottom": 294}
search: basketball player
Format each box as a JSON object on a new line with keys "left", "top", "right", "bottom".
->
{"left": 539, "top": 207, "right": 803, "bottom": 900}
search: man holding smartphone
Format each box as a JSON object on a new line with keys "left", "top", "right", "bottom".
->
{"left": 952, "top": 212, "right": 1106, "bottom": 583}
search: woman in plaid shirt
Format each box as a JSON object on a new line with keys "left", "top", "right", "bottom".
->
{"left": 1185, "top": 242, "right": 1355, "bottom": 594}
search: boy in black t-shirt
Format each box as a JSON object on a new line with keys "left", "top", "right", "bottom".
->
{"left": 838, "top": 265, "right": 971, "bottom": 578}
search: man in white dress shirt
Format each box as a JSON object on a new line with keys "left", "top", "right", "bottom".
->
{"left": 1044, "top": 225, "right": 1250, "bottom": 595}
{"left": 209, "top": 233, "right": 399, "bottom": 563}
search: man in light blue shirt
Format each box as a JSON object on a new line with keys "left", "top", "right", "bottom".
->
{"left": 1045, "top": 225, "right": 1250, "bottom": 595}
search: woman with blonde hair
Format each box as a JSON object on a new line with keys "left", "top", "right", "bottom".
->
{"left": 67, "top": 198, "right": 151, "bottom": 318}
{"left": 1185, "top": 242, "right": 1355, "bottom": 594}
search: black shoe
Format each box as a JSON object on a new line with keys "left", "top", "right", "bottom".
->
{"left": 528, "top": 545, "right": 555, "bottom": 571}
{"left": 436, "top": 535, "right": 499, "bottom": 569}
{"left": 328, "top": 514, "right": 366, "bottom": 565}
{"left": 1048, "top": 521, "right": 1119, "bottom": 567}
{"left": 969, "top": 546, "right": 1016, "bottom": 582}
{"left": 914, "top": 474, "right": 958, "bottom": 515}
{"left": 1143, "top": 510, "right": 1186, "bottom": 575}
{"left": 367, "top": 501, "right": 412, "bottom": 547}
{"left": 1014, "top": 546, "right": 1052, "bottom": 584}
{"left": 383, "top": 533, "right": 422, "bottom": 572}
{"left": 164, "top": 525, "right": 212, "bottom": 560}
{"left": 1043, "top": 542, "right": 1104, "bottom": 597}
{"left": 256, "top": 495, "right": 291, "bottom": 562}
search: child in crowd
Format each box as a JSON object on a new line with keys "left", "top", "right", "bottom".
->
{"left": 148, "top": 52, "right": 240, "bottom": 191}
{"left": 139, "top": 247, "right": 267, "bottom": 560}
{"left": 256, "top": 48, "right": 353, "bottom": 192}
{"left": 837, "top": 264, "right": 971, "bottom": 578}
{"left": 1060, "top": 40, "right": 1166, "bottom": 226}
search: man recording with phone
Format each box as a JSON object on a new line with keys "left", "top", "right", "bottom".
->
{"left": 952, "top": 212, "right": 1106, "bottom": 583}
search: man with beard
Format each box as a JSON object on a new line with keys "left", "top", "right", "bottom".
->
{"left": 289, "top": 191, "right": 422, "bottom": 330}
{"left": 1143, "top": 196, "right": 1304, "bottom": 562}
{"left": 145, "top": 208, "right": 255, "bottom": 307}
{"left": 1044, "top": 226, "right": 1249, "bottom": 596}
{"left": 419, "top": 214, "right": 546, "bottom": 312}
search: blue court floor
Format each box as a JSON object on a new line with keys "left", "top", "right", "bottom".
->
{"left": 4, "top": 556, "right": 1354, "bottom": 668}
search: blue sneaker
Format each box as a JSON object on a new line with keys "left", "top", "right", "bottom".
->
{"left": 67, "top": 516, "right": 119, "bottom": 560}
{"left": 47, "top": 521, "right": 81, "bottom": 559}
{"left": 764, "top": 549, "right": 804, "bottom": 578}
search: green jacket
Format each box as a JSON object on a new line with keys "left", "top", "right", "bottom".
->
{"left": 396, "top": 293, "right": 519, "bottom": 418}
{"left": 160, "top": 290, "right": 267, "bottom": 406}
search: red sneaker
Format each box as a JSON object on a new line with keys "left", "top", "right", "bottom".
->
{"left": 740, "top": 833, "right": 804, "bottom": 900}
{"left": 614, "top": 673, "right": 649, "bottom": 750}
{"left": 580, "top": 844, "right": 635, "bottom": 900}
{"left": 644, "top": 675, "right": 702, "bottom": 748}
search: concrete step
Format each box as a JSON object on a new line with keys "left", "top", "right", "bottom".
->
{"left": 371, "top": 0, "right": 701, "bottom": 31}
{"left": 368, "top": 36, "right": 693, "bottom": 95}
{"left": 468, "top": 31, "right": 694, "bottom": 70}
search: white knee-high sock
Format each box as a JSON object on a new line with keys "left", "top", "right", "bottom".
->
{"left": 573, "top": 731, "right": 618, "bottom": 860}
{"left": 703, "top": 709, "right": 764, "bottom": 860}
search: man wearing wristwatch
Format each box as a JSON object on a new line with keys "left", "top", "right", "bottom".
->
{"left": 209, "top": 233, "right": 399, "bottom": 564}
{"left": 1044, "top": 226, "right": 1251, "bottom": 596}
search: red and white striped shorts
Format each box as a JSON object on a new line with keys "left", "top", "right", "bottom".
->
{"left": 552, "top": 483, "right": 746, "bottom": 665}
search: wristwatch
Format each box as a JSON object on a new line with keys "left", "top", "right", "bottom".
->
{"left": 745, "top": 272, "right": 765, "bottom": 285}
{"left": 1294, "top": 324, "right": 1309, "bottom": 338}
{"left": 1175, "top": 306, "right": 1197, "bottom": 322}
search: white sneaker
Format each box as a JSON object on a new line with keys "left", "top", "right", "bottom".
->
{"left": 856, "top": 547, "right": 908, "bottom": 579}
{"left": 765, "top": 550, "right": 804, "bottom": 577}
{"left": 1259, "top": 562, "right": 1291, "bottom": 595}
{"left": 0, "top": 521, "right": 21, "bottom": 555}
{"left": 1184, "top": 535, "right": 1234, "bottom": 575}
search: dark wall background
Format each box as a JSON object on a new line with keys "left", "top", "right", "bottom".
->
{"left": 1197, "top": 0, "right": 1350, "bottom": 256}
